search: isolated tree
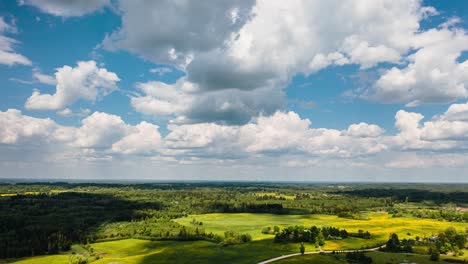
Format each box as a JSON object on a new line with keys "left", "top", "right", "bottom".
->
{"left": 300, "top": 242, "right": 305, "bottom": 255}
{"left": 429, "top": 250, "right": 440, "bottom": 261}
{"left": 429, "top": 245, "right": 440, "bottom": 261}
{"left": 273, "top": 226, "right": 280, "bottom": 233}
{"left": 317, "top": 232, "right": 325, "bottom": 246}
{"left": 386, "top": 233, "right": 400, "bottom": 252}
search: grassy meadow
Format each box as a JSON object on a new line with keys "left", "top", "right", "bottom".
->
{"left": 175, "top": 212, "right": 467, "bottom": 250}
{"left": 10, "top": 239, "right": 306, "bottom": 264}
{"left": 10, "top": 238, "right": 467, "bottom": 264}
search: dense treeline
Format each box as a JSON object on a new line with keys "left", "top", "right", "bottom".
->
{"left": 389, "top": 207, "right": 468, "bottom": 222}
{"left": 0, "top": 192, "right": 162, "bottom": 258}
{"left": 273, "top": 225, "right": 369, "bottom": 244}
{"left": 338, "top": 188, "right": 468, "bottom": 205}
{"left": 210, "top": 202, "right": 286, "bottom": 214}
{"left": 274, "top": 225, "right": 325, "bottom": 244}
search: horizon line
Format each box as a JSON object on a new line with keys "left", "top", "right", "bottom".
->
{"left": 0, "top": 178, "right": 467, "bottom": 185}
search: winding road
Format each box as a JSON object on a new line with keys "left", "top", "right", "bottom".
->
{"left": 257, "top": 244, "right": 385, "bottom": 264}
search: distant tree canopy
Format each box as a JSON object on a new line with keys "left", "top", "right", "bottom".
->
{"left": 337, "top": 188, "right": 468, "bottom": 204}
{"left": 210, "top": 202, "right": 286, "bottom": 214}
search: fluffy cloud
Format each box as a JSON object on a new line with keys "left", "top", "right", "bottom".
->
{"left": 131, "top": 79, "right": 284, "bottom": 125}
{"left": 346, "top": 122, "right": 384, "bottom": 138}
{"left": 0, "top": 17, "right": 31, "bottom": 66}
{"left": 166, "top": 111, "right": 387, "bottom": 158}
{"left": 183, "top": 0, "right": 427, "bottom": 92}
{"left": 68, "top": 112, "right": 130, "bottom": 148}
{"left": 369, "top": 28, "right": 468, "bottom": 106}
{"left": 391, "top": 105, "right": 468, "bottom": 151}
{"left": 130, "top": 80, "right": 191, "bottom": 116}
{"left": 111, "top": 122, "right": 162, "bottom": 155}
{"left": 0, "top": 109, "right": 56, "bottom": 144}
{"left": 104, "top": 0, "right": 435, "bottom": 124}
{"left": 19, "top": 0, "right": 110, "bottom": 17}
{"left": 0, "top": 110, "right": 163, "bottom": 156}
{"left": 25, "top": 61, "right": 120, "bottom": 110}
{"left": 309, "top": 52, "right": 349, "bottom": 73}
{"left": 103, "top": 0, "right": 255, "bottom": 66}
{"left": 439, "top": 102, "right": 468, "bottom": 121}
{"left": 240, "top": 112, "right": 312, "bottom": 153}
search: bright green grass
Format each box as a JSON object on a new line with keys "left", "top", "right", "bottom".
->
{"left": 9, "top": 245, "right": 89, "bottom": 264}
{"left": 9, "top": 254, "right": 70, "bottom": 264}
{"left": 8, "top": 239, "right": 313, "bottom": 264}
{"left": 91, "top": 238, "right": 312, "bottom": 264}
{"left": 275, "top": 254, "right": 344, "bottom": 264}
{"left": 175, "top": 212, "right": 467, "bottom": 250}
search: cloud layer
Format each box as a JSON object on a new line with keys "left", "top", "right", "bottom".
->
{"left": 2, "top": 103, "right": 467, "bottom": 169}
{"left": 99, "top": 0, "right": 468, "bottom": 125}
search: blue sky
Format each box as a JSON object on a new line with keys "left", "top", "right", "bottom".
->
{"left": 0, "top": 0, "right": 467, "bottom": 182}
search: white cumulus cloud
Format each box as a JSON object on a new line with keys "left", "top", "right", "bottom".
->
{"left": 112, "top": 121, "right": 162, "bottom": 155}
{"left": 0, "top": 109, "right": 56, "bottom": 144}
{"left": 369, "top": 27, "right": 468, "bottom": 106}
{"left": 25, "top": 61, "right": 120, "bottom": 110}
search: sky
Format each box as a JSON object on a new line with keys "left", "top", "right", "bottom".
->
{"left": 0, "top": 0, "right": 467, "bottom": 182}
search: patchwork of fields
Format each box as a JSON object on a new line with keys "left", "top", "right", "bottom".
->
{"left": 9, "top": 213, "right": 467, "bottom": 264}
{"left": 175, "top": 212, "right": 466, "bottom": 249}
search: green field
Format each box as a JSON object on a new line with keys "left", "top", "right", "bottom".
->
{"left": 276, "top": 254, "right": 344, "bottom": 264}
{"left": 10, "top": 239, "right": 307, "bottom": 264}
{"left": 9, "top": 255, "right": 70, "bottom": 264}
{"left": 175, "top": 212, "right": 467, "bottom": 250}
